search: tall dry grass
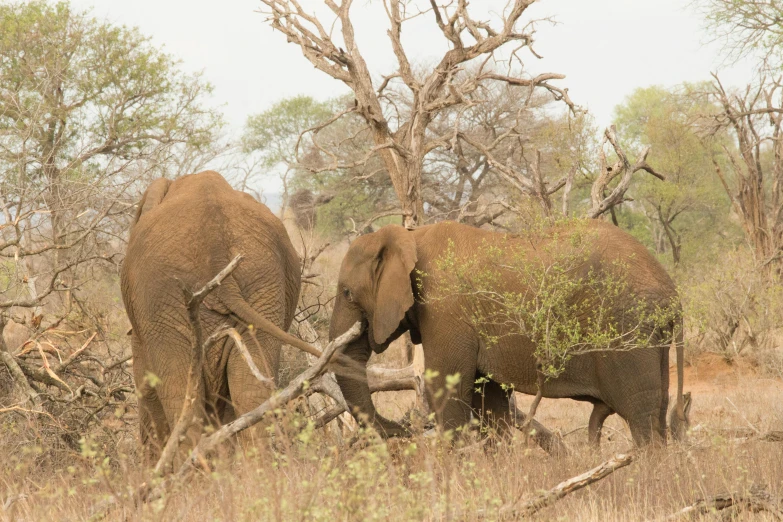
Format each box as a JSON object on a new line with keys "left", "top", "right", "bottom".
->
{"left": 3, "top": 225, "right": 783, "bottom": 521}
{"left": 1, "top": 363, "right": 781, "bottom": 521}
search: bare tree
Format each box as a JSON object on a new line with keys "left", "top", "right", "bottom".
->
{"left": 699, "top": 0, "right": 783, "bottom": 69}
{"left": 259, "top": 0, "right": 575, "bottom": 228}
{"left": 705, "top": 74, "right": 783, "bottom": 270}
{"left": 423, "top": 82, "right": 593, "bottom": 226}
{"left": 585, "top": 127, "right": 666, "bottom": 220}
{"left": 0, "top": 2, "right": 222, "bottom": 435}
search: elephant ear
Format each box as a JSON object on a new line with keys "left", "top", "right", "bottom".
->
{"left": 372, "top": 226, "right": 418, "bottom": 345}
{"left": 132, "top": 178, "right": 172, "bottom": 227}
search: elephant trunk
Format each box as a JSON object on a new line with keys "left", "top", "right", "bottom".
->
{"left": 328, "top": 293, "right": 363, "bottom": 343}
{"left": 329, "top": 295, "right": 407, "bottom": 437}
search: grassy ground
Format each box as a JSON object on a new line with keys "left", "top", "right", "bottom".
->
{"left": 1, "top": 354, "right": 782, "bottom": 521}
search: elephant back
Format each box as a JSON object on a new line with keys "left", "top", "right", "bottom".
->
{"left": 122, "top": 171, "right": 301, "bottom": 339}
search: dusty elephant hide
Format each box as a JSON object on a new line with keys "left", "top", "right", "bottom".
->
{"left": 121, "top": 170, "right": 301, "bottom": 458}
{"left": 328, "top": 220, "right": 688, "bottom": 446}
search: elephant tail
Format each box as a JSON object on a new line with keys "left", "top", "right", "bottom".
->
{"left": 668, "top": 317, "right": 689, "bottom": 440}
{"left": 218, "top": 290, "right": 323, "bottom": 359}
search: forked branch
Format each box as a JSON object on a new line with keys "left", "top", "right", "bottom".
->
{"left": 586, "top": 126, "right": 666, "bottom": 219}
{"left": 154, "top": 254, "right": 242, "bottom": 475}
{"left": 173, "top": 321, "right": 363, "bottom": 478}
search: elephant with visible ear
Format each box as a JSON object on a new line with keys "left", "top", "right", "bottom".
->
{"left": 122, "top": 171, "right": 317, "bottom": 457}
{"left": 328, "top": 220, "right": 689, "bottom": 446}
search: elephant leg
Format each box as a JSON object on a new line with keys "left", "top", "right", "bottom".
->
{"left": 131, "top": 340, "right": 170, "bottom": 463}
{"left": 424, "top": 354, "right": 477, "bottom": 435}
{"left": 138, "top": 382, "right": 169, "bottom": 464}
{"left": 334, "top": 335, "right": 407, "bottom": 437}
{"left": 588, "top": 401, "right": 614, "bottom": 447}
{"left": 471, "top": 376, "right": 513, "bottom": 439}
{"left": 135, "top": 329, "right": 210, "bottom": 464}
{"left": 598, "top": 348, "right": 667, "bottom": 447}
{"left": 155, "top": 368, "right": 208, "bottom": 462}
{"left": 225, "top": 330, "right": 280, "bottom": 444}
{"left": 204, "top": 336, "right": 233, "bottom": 428}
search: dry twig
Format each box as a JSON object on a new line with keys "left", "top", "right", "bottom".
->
{"left": 476, "top": 452, "right": 635, "bottom": 518}
{"left": 659, "top": 484, "right": 783, "bottom": 521}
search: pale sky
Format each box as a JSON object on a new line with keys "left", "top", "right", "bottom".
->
{"left": 71, "top": 0, "right": 753, "bottom": 158}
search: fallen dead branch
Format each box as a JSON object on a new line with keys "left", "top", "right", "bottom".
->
{"left": 366, "top": 364, "right": 423, "bottom": 393}
{"left": 297, "top": 316, "right": 428, "bottom": 434}
{"left": 0, "top": 404, "right": 57, "bottom": 422}
{"left": 54, "top": 332, "right": 97, "bottom": 373}
{"left": 0, "top": 348, "right": 39, "bottom": 406}
{"left": 0, "top": 307, "right": 137, "bottom": 456}
{"left": 176, "top": 321, "right": 362, "bottom": 475}
{"left": 313, "top": 402, "right": 348, "bottom": 429}
{"left": 762, "top": 431, "right": 783, "bottom": 442}
{"left": 225, "top": 328, "right": 275, "bottom": 390}
{"left": 659, "top": 483, "right": 783, "bottom": 521}
{"left": 696, "top": 426, "right": 783, "bottom": 443}
{"left": 91, "top": 321, "right": 363, "bottom": 520}
{"left": 476, "top": 452, "right": 635, "bottom": 519}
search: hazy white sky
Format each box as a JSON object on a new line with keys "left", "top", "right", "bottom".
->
{"left": 71, "top": 0, "right": 753, "bottom": 135}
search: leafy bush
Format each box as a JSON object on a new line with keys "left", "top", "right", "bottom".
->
{"left": 681, "top": 248, "right": 783, "bottom": 371}
{"left": 424, "top": 220, "right": 679, "bottom": 382}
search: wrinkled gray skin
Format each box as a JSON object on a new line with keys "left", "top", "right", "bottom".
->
{"left": 121, "top": 171, "right": 301, "bottom": 456}
{"left": 329, "top": 220, "right": 688, "bottom": 446}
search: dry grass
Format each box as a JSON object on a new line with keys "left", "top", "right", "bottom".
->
{"left": 1, "top": 354, "right": 781, "bottom": 522}
{"left": 3, "top": 229, "right": 782, "bottom": 520}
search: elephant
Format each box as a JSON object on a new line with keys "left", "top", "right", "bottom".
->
{"left": 328, "top": 219, "right": 689, "bottom": 447}
{"left": 121, "top": 171, "right": 317, "bottom": 457}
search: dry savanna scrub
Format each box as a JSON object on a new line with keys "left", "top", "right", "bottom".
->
{"left": 1, "top": 353, "right": 781, "bottom": 521}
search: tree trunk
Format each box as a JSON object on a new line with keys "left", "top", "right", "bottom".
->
{"left": 660, "top": 214, "right": 681, "bottom": 266}
{"left": 520, "top": 369, "right": 545, "bottom": 444}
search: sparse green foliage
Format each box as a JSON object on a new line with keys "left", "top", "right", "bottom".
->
{"left": 243, "top": 96, "right": 334, "bottom": 167}
{"left": 241, "top": 95, "right": 334, "bottom": 213}
{"left": 426, "top": 220, "right": 678, "bottom": 382}
{"left": 612, "top": 84, "right": 732, "bottom": 266}
{"left": 0, "top": 0, "right": 224, "bottom": 314}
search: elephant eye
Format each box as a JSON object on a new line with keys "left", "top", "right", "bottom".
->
{"left": 343, "top": 287, "right": 353, "bottom": 302}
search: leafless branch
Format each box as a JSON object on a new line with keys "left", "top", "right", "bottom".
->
{"left": 586, "top": 126, "right": 667, "bottom": 220}
{"left": 475, "top": 452, "right": 635, "bottom": 518}
{"left": 658, "top": 483, "right": 783, "bottom": 521}
{"left": 259, "top": 0, "right": 574, "bottom": 227}
{"left": 225, "top": 328, "right": 275, "bottom": 389}
{"left": 154, "top": 255, "right": 242, "bottom": 475}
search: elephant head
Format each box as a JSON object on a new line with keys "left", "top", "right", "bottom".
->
{"left": 328, "top": 225, "right": 417, "bottom": 436}
{"left": 330, "top": 225, "right": 417, "bottom": 350}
